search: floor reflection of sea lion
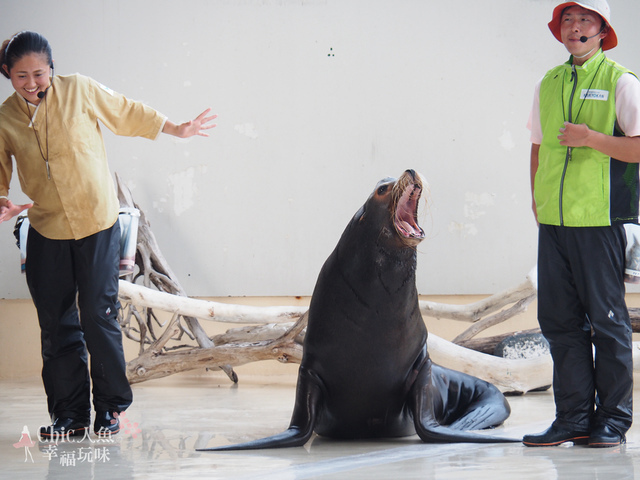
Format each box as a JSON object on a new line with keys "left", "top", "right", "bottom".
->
{"left": 199, "top": 170, "right": 518, "bottom": 451}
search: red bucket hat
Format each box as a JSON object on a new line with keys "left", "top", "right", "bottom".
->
{"left": 548, "top": 0, "right": 618, "bottom": 51}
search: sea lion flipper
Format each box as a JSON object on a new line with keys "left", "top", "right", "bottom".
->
{"left": 448, "top": 404, "right": 508, "bottom": 431}
{"left": 196, "top": 427, "right": 312, "bottom": 452}
{"left": 197, "top": 367, "right": 323, "bottom": 451}
{"left": 429, "top": 364, "right": 511, "bottom": 430}
{"left": 410, "top": 361, "right": 521, "bottom": 443}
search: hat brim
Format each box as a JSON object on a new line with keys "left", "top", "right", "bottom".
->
{"left": 548, "top": 1, "right": 618, "bottom": 50}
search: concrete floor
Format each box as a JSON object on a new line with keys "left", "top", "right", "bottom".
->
{"left": 2, "top": 371, "right": 640, "bottom": 480}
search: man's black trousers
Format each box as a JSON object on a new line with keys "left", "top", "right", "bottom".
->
{"left": 537, "top": 224, "right": 633, "bottom": 435}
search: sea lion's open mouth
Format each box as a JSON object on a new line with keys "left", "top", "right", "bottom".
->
{"left": 392, "top": 170, "right": 425, "bottom": 242}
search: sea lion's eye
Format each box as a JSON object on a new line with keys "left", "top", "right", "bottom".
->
{"left": 377, "top": 185, "right": 388, "bottom": 195}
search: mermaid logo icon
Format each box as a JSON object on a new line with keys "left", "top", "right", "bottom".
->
{"left": 13, "top": 425, "right": 36, "bottom": 463}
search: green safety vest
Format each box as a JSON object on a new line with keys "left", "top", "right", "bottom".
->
{"left": 535, "top": 50, "right": 639, "bottom": 227}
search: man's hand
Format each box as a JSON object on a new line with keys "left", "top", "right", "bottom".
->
{"left": 558, "top": 122, "right": 591, "bottom": 147}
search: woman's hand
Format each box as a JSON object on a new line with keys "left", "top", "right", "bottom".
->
{"left": 0, "top": 199, "right": 32, "bottom": 225}
{"left": 163, "top": 108, "right": 218, "bottom": 138}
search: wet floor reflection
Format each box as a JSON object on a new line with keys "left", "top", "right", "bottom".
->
{"left": 2, "top": 374, "right": 640, "bottom": 479}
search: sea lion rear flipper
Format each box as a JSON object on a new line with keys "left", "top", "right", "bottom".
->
{"left": 197, "top": 367, "right": 323, "bottom": 451}
{"left": 447, "top": 403, "right": 509, "bottom": 431}
{"left": 410, "top": 361, "right": 521, "bottom": 443}
{"left": 431, "top": 364, "right": 512, "bottom": 431}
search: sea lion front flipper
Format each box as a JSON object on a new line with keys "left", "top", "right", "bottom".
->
{"left": 197, "top": 366, "right": 323, "bottom": 451}
{"left": 410, "top": 360, "right": 520, "bottom": 443}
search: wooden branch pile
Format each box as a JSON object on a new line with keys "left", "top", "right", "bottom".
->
{"left": 115, "top": 174, "right": 640, "bottom": 394}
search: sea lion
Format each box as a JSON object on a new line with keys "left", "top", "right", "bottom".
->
{"left": 199, "top": 169, "right": 518, "bottom": 451}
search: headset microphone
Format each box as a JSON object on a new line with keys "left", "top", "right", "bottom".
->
{"left": 580, "top": 26, "right": 605, "bottom": 43}
{"left": 37, "top": 65, "right": 54, "bottom": 99}
{"left": 580, "top": 33, "right": 600, "bottom": 43}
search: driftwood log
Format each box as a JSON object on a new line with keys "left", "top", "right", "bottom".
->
{"left": 118, "top": 279, "right": 554, "bottom": 393}
{"left": 115, "top": 174, "right": 640, "bottom": 393}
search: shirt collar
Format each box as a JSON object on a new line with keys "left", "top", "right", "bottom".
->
{"left": 566, "top": 49, "right": 606, "bottom": 72}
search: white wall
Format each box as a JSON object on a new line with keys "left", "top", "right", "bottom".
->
{"left": 1, "top": 0, "right": 639, "bottom": 299}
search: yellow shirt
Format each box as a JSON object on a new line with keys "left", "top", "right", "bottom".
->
{"left": 0, "top": 74, "right": 167, "bottom": 240}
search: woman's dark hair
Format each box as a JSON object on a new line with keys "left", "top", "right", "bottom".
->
{"left": 0, "top": 31, "right": 53, "bottom": 79}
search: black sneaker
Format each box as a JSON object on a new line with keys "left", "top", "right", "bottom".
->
{"left": 39, "top": 417, "right": 89, "bottom": 440}
{"left": 94, "top": 411, "right": 121, "bottom": 437}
